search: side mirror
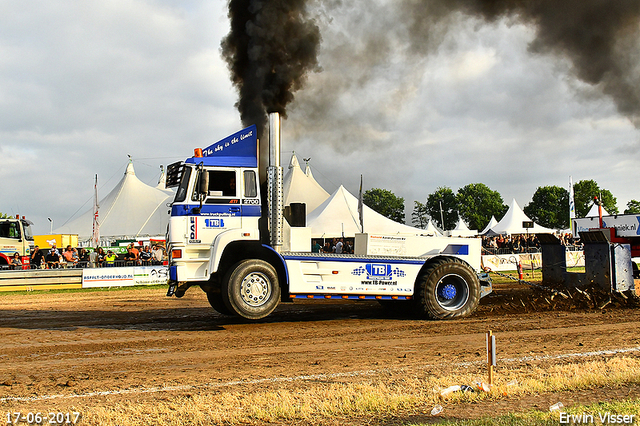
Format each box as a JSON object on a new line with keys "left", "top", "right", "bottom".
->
{"left": 198, "top": 170, "right": 209, "bottom": 196}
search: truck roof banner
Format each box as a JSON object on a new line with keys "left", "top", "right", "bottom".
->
{"left": 187, "top": 125, "right": 258, "bottom": 168}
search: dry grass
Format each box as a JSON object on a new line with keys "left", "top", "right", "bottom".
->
{"left": 73, "top": 356, "right": 640, "bottom": 425}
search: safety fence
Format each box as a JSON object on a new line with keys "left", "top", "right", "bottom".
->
{"left": 0, "top": 265, "right": 169, "bottom": 292}
{"left": 480, "top": 249, "right": 585, "bottom": 272}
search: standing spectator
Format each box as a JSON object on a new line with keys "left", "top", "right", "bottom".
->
{"left": 45, "top": 248, "right": 60, "bottom": 269}
{"left": 335, "top": 238, "right": 343, "bottom": 254}
{"left": 78, "top": 248, "right": 89, "bottom": 267}
{"left": 312, "top": 240, "right": 322, "bottom": 253}
{"left": 151, "top": 245, "right": 164, "bottom": 265}
{"left": 140, "top": 245, "right": 152, "bottom": 265}
{"left": 96, "top": 247, "right": 106, "bottom": 267}
{"left": 89, "top": 249, "right": 98, "bottom": 268}
{"left": 10, "top": 252, "right": 22, "bottom": 270}
{"left": 62, "top": 246, "right": 78, "bottom": 268}
{"left": 123, "top": 247, "right": 138, "bottom": 266}
{"left": 30, "top": 246, "right": 44, "bottom": 269}
{"left": 105, "top": 250, "right": 117, "bottom": 267}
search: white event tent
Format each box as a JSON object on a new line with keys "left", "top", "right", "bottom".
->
{"left": 283, "top": 153, "right": 330, "bottom": 214}
{"left": 446, "top": 217, "right": 477, "bottom": 237}
{"left": 54, "top": 161, "right": 173, "bottom": 242}
{"left": 480, "top": 216, "right": 498, "bottom": 235}
{"left": 585, "top": 203, "right": 610, "bottom": 217}
{"left": 306, "top": 185, "right": 428, "bottom": 238}
{"left": 488, "top": 199, "right": 554, "bottom": 235}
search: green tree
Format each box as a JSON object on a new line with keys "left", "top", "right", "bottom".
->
{"left": 363, "top": 188, "right": 405, "bottom": 223}
{"left": 0, "top": 212, "right": 8, "bottom": 219}
{"left": 573, "top": 180, "right": 618, "bottom": 217}
{"left": 624, "top": 200, "right": 640, "bottom": 214}
{"left": 523, "top": 186, "right": 569, "bottom": 230}
{"left": 456, "top": 183, "right": 507, "bottom": 231}
{"left": 426, "top": 187, "right": 458, "bottom": 231}
{"left": 411, "top": 201, "right": 429, "bottom": 229}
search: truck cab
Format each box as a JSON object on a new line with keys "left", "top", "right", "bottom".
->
{"left": 0, "top": 216, "right": 34, "bottom": 269}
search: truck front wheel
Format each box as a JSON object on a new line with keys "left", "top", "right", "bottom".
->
{"left": 206, "top": 291, "right": 233, "bottom": 315}
{"left": 222, "top": 259, "right": 281, "bottom": 320}
{"left": 413, "top": 258, "right": 480, "bottom": 320}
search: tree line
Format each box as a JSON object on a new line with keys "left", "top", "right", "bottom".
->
{"left": 363, "top": 180, "right": 640, "bottom": 231}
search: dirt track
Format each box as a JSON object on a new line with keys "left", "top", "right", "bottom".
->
{"left": 1, "top": 283, "right": 639, "bottom": 423}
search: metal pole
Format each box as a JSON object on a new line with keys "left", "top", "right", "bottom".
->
{"left": 439, "top": 199, "right": 444, "bottom": 230}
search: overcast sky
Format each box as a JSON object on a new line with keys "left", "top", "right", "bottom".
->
{"left": 1, "top": 0, "right": 638, "bottom": 235}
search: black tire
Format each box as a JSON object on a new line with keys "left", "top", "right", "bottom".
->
{"left": 222, "top": 259, "right": 281, "bottom": 320}
{"left": 206, "top": 291, "right": 234, "bottom": 315}
{"left": 413, "top": 257, "right": 480, "bottom": 320}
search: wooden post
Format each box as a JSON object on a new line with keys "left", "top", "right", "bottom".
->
{"left": 487, "top": 330, "right": 496, "bottom": 386}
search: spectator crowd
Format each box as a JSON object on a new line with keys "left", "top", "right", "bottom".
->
{"left": 15, "top": 242, "right": 167, "bottom": 270}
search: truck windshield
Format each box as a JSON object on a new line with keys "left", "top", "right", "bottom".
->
{"left": 21, "top": 221, "right": 34, "bottom": 241}
{"left": 0, "top": 221, "right": 21, "bottom": 239}
{"left": 173, "top": 166, "right": 192, "bottom": 203}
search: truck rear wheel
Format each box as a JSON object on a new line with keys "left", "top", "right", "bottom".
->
{"left": 413, "top": 257, "right": 480, "bottom": 320}
{"left": 222, "top": 259, "right": 280, "bottom": 320}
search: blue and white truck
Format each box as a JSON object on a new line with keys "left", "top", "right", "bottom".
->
{"left": 165, "top": 113, "right": 491, "bottom": 320}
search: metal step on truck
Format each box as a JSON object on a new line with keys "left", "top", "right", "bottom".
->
{"left": 165, "top": 113, "right": 492, "bottom": 320}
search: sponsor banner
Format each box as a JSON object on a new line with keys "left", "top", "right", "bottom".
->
{"left": 134, "top": 266, "right": 169, "bottom": 285}
{"left": 481, "top": 252, "right": 585, "bottom": 271}
{"left": 82, "top": 267, "right": 134, "bottom": 288}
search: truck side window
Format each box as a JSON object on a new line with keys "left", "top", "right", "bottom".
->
{"left": 174, "top": 167, "right": 192, "bottom": 203}
{"left": 206, "top": 171, "right": 237, "bottom": 197}
{"left": 0, "top": 221, "right": 19, "bottom": 239}
{"left": 244, "top": 170, "right": 257, "bottom": 197}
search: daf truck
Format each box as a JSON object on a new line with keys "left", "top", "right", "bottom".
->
{"left": 165, "top": 113, "right": 491, "bottom": 320}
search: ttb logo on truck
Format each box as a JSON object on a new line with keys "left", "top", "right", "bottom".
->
{"left": 351, "top": 263, "right": 406, "bottom": 284}
{"left": 204, "top": 218, "right": 225, "bottom": 228}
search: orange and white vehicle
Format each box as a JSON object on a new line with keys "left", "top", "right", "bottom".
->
{"left": 0, "top": 216, "right": 34, "bottom": 269}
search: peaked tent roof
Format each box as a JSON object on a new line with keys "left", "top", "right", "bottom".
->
{"left": 283, "top": 153, "right": 330, "bottom": 214}
{"left": 54, "top": 162, "right": 172, "bottom": 240}
{"left": 481, "top": 216, "right": 498, "bottom": 235}
{"left": 306, "top": 185, "right": 426, "bottom": 238}
{"left": 489, "top": 199, "right": 554, "bottom": 235}
{"left": 585, "top": 203, "right": 610, "bottom": 217}
{"left": 423, "top": 220, "right": 443, "bottom": 237}
{"left": 446, "top": 217, "right": 477, "bottom": 237}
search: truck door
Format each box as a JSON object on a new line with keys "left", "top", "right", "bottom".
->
{"left": 198, "top": 169, "right": 243, "bottom": 239}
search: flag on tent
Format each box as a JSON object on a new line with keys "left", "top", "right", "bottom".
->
{"left": 92, "top": 174, "right": 100, "bottom": 247}
{"left": 568, "top": 176, "right": 575, "bottom": 233}
{"left": 358, "top": 175, "right": 364, "bottom": 233}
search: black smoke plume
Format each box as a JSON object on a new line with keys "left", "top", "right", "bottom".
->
{"left": 221, "top": 0, "right": 321, "bottom": 142}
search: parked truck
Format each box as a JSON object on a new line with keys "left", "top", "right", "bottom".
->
{"left": 0, "top": 216, "right": 34, "bottom": 269}
{"left": 165, "top": 113, "right": 491, "bottom": 320}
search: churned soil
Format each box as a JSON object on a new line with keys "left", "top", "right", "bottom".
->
{"left": 1, "top": 281, "right": 639, "bottom": 424}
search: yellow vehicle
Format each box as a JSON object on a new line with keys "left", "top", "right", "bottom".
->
{"left": 0, "top": 216, "right": 34, "bottom": 269}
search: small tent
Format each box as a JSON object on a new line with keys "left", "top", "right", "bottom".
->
{"left": 481, "top": 216, "right": 498, "bottom": 236}
{"left": 585, "top": 203, "right": 610, "bottom": 217}
{"left": 54, "top": 161, "right": 172, "bottom": 242}
{"left": 423, "top": 220, "right": 443, "bottom": 237}
{"left": 306, "top": 185, "right": 426, "bottom": 238}
{"left": 446, "top": 217, "right": 477, "bottom": 237}
{"left": 489, "top": 199, "right": 554, "bottom": 235}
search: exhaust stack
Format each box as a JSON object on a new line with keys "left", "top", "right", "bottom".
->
{"left": 268, "top": 112, "right": 284, "bottom": 251}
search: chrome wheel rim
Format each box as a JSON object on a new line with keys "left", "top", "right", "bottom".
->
{"left": 240, "top": 272, "right": 271, "bottom": 307}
